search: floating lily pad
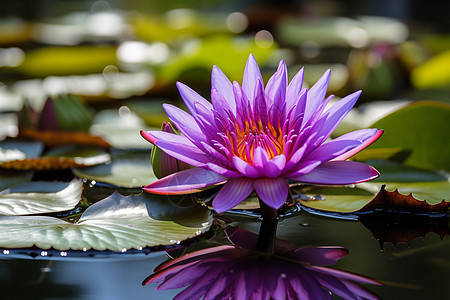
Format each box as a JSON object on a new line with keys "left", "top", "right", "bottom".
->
{"left": 368, "top": 101, "right": 450, "bottom": 172}
{"left": 73, "top": 150, "right": 157, "bottom": 188}
{"left": 0, "top": 192, "right": 213, "bottom": 252}
{"left": 0, "top": 179, "right": 82, "bottom": 216}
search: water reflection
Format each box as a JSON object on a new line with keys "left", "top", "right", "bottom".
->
{"left": 144, "top": 226, "right": 381, "bottom": 299}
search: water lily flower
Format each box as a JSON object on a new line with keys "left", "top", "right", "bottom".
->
{"left": 141, "top": 54, "right": 382, "bottom": 213}
{"left": 143, "top": 227, "right": 381, "bottom": 300}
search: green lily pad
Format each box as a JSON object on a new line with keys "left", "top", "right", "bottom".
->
{"left": 0, "top": 179, "right": 83, "bottom": 216}
{"left": 0, "top": 192, "right": 213, "bottom": 251}
{"left": 368, "top": 101, "right": 450, "bottom": 172}
{"left": 72, "top": 150, "right": 157, "bottom": 188}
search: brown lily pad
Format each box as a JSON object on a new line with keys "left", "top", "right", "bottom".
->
{"left": 358, "top": 184, "right": 450, "bottom": 214}
{"left": 18, "top": 128, "right": 110, "bottom": 148}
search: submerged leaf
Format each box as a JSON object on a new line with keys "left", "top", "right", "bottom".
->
{"left": 0, "top": 179, "right": 82, "bottom": 216}
{"left": 0, "top": 192, "right": 213, "bottom": 251}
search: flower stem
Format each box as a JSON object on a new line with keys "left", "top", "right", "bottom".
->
{"left": 256, "top": 200, "right": 278, "bottom": 255}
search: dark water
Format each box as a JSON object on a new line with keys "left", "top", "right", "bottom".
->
{"left": 1, "top": 210, "right": 449, "bottom": 300}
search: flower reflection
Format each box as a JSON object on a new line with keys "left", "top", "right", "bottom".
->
{"left": 143, "top": 228, "right": 381, "bottom": 300}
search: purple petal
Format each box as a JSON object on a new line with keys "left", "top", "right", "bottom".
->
{"left": 212, "top": 178, "right": 254, "bottom": 213}
{"left": 233, "top": 156, "right": 261, "bottom": 178}
{"left": 265, "top": 60, "right": 287, "bottom": 108}
{"left": 313, "top": 272, "right": 356, "bottom": 300}
{"left": 307, "top": 265, "right": 382, "bottom": 286}
{"left": 285, "top": 160, "right": 321, "bottom": 178}
{"left": 286, "top": 67, "right": 304, "bottom": 110}
{"left": 233, "top": 81, "right": 252, "bottom": 128}
{"left": 302, "top": 139, "right": 361, "bottom": 163}
{"left": 206, "top": 162, "right": 242, "bottom": 178}
{"left": 154, "top": 140, "right": 210, "bottom": 168}
{"left": 212, "top": 66, "right": 236, "bottom": 113}
{"left": 253, "top": 79, "right": 269, "bottom": 125}
{"left": 252, "top": 146, "right": 269, "bottom": 169}
{"left": 341, "top": 280, "right": 381, "bottom": 300}
{"left": 253, "top": 178, "right": 289, "bottom": 209}
{"left": 332, "top": 129, "right": 383, "bottom": 161}
{"left": 143, "top": 168, "right": 227, "bottom": 195}
{"left": 284, "top": 143, "right": 307, "bottom": 172}
{"left": 211, "top": 87, "right": 232, "bottom": 117}
{"left": 204, "top": 272, "right": 228, "bottom": 300}
{"left": 225, "top": 227, "right": 258, "bottom": 250}
{"left": 163, "top": 104, "right": 205, "bottom": 145}
{"left": 140, "top": 130, "right": 158, "bottom": 144}
{"left": 265, "top": 154, "right": 287, "bottom": 178}
{"left": 145, "top": 130, "right": 194, "bottom": 147}
{"left": 176, "top": 81, "right": 213, "bottom": 115}
{"left": 292, "top": 247, "right": 348, "bottom": 266}
{"left": 242, "top": 54, "right": 263, "bottom": 103}
{"left": 199, "top": 141, "right": 235, "bottom": 168}
{"left": 304, "top": 69, "right": 330, "bottom": 122}
{"left": 154, "top": 245, "right": 235, "bottom": 272}
{"left": 289, "top": 161, "right": 379, "bottom": 185}
{"left": 312, "top": 90, "right": 362, "bottom": 145}
{"left": 291, "top": 89, "right": 308, "bottom": 127}
{"left": 252, "top": 148, "right": 286, "bottom": 178}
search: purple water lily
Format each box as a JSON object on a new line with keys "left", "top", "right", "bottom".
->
{"left": 141, "top": 54, "right": 382, "bottom": 213}
{"left": 143, "top": 228, "right": 381, "bottom": 300}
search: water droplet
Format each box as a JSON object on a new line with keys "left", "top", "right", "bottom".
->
{"left": 280, "top": 273, "right": 287, "bottom": 278}
{"left": 121, "top": 248, "right": 127, "bottom": 253}
{"left": 40, "top": 251, "right": 48, "bottom": 256}
{"left": 41, "top": 267, "right": 52, "bottom": 273}
{"left": 299, "top": 223, "right": 311, "bottom": 227}
{"left": 60, "top": 251, "right": 67, "bottom": 257}
{"left": 3, "top": 250, "right": 10, "bottom": 255}
{"left": 83, "top": 248, "right": 87, "bottom": 252}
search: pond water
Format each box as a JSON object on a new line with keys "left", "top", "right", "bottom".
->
{"left": 1, "top": 208, "right": 448, "bottom": 300}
